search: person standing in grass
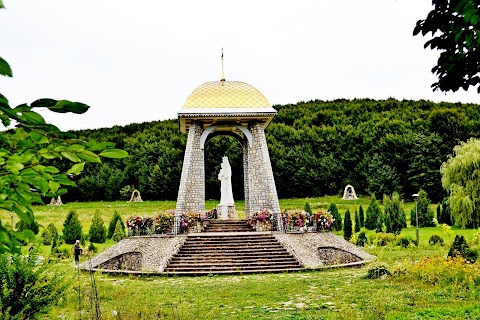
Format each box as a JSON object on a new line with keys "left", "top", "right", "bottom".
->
{"left": 73, "top": 239, "right": 82, "bottom": 264}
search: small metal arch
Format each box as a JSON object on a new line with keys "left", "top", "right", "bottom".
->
{"left": 200, "top": 124, "right": 253, "bottom": 150}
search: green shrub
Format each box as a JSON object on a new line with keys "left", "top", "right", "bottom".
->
{"left": 384, "top": 192, "right": 405, "bottom": 235}
{"left": 411, "top": 190, "right": 435, "bottom": 227}
{"left": 107, "top": 211, "right": 125, "bottom": 239}
{"left": 41, "top": 223, "right": 59, "bottom": 245}
{"left": 112, "top": 220, "right": 126, "bottom": 242}
{"left": 410, "top": 256, "right": 480, "bottom": 289}
{"left": 328, "top": 203, "right": 342, "bottom": 231}
{"left": 396, "top": 236, "right": 412, "bottom": 248}
{"left": 88, "top": 210, "right": 106, "bottom": 243}
{"left": 370, "top": 233, "right": 396, "bottom": 246}
{"left": 472, "top": 230, "right": 480, "bottom": 245}
{"left": 120, "top": 185, "right": 136, "bottom": 200}
{"left": 365, "top": 194, "right": 383, "bottom": 232}
{"left": 304, "top": 202, "right": 312, "bottom": 214}
{"left": 343, "top": 209, "right": 352, "bottom": 241}
{"left": 359, "top": 205, "right": 365, "bottom": 228}
{"left": 0, "top": 249, "right": 69, "bottom": 318}
{"left": 356, "top": 230, "right": 368, "bottom": 247}
{"left": 51, "top": 246, "right": 71, "bottom": 259}
{"left": 354, "top": 209, "right": 361, "bottom": 233}
{"left": 87, "top": 242, "right": 97, "bottom": 253}
{"left": 429, "top": 234, "right": 444, "bottom": 246}
{"left": 62, "top": 210, "right": 83, "bottom": 244}
{"left": 448, "top": 235, "right": 478, "bottom": 263}
{"left": 363, "top": 263, "right": 391, "bottom": 279}
{"left": 438, "top": 197, "right": 453, "bottom": 225}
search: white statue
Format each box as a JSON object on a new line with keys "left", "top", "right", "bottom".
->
{"left": 218, "top": 156, "right": 234, "bottom": 206}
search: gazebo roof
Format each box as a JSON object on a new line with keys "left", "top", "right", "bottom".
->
{"left": 178, "top": 80, "right": 277, "bottom": 133}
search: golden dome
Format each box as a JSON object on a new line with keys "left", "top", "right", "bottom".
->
{"left": 182, "top": 81, "right": 271, "bottom": 109}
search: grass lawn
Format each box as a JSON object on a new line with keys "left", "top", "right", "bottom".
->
{"left": 1, "top": 197, "right": 480, "bottom": 319}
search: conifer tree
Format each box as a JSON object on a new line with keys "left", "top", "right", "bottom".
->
{"left": 343, "top": 209, "right": 353, "bottom": 241}
{"left": 411, "top": 190, "right": 435, "bottom": 227}
{"left": 438, "top": 197, "right": 453, "bottom": 225}
{"left": 359, "top": 205, "right": 365, "bottom": 228}
{"left": 354, "top": 209, "right": 361, "bottom": 233}
{"left": 365, "top": 195, "right": 383, "bottom": 231}
{"left": 62, "top": 210, "right": 83, "bottom": 244}
{"left": 107, "top": 211, "right": 125, "bottom": 239}
{"left": 304, "top": 202, "right": 312, "bottom": 214}
{"left": 328, "top": 203, "right": 342, "bottom": 231}
{"left": 112, "top": 220, "right": 125, "bottom": 242}
{"left": 88, "top": 210, "right": 106, "bottom": 243}
{"left": 384, "top": 192, "right": 404, "bottom": 235}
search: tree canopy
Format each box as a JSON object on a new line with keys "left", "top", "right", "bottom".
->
{"left": 414, "top": 0, "right": 480, "bottom": 93}
{"left": 441, "top": 138, "right": 480, "bottom": 228}
{"left": 0, "top": 55, "right": 128, "bottom": 253}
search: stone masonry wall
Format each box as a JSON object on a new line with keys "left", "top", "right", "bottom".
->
{"left": 175, "top": 122, "right": 205, "bottom": 215}
{"left": 246, "top": 122, "right": 281, "bottom": 216}
{"left": 243, "top": 139, "right": 251, "bottom": 217}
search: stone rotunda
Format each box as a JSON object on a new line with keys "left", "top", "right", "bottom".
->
{"left": 175, "top": 79, "right": 281, "bottom": 225}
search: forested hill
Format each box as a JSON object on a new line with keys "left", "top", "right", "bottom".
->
{"left": 63, "top": 98, "right": 480, "bottom": 203}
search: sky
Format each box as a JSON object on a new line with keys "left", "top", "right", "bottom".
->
{"left": 1, "top": 0, "right": 479, "bottom": 131}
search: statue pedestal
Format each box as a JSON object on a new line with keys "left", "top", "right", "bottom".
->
{"left": 217, "top": 205, "right": 237, "bottom": 220}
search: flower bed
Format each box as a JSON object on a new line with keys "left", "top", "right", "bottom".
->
{"left": 281, "top": 209, "right": 334, "bottom": 232}
{"left": 127, "top": 210, "right": 206, "bottom": 235}
{"left": 180, "top": 211, "right": 206, "bottom": 233}
{"left": 248, "top": 208, "right": 273, "bottom": 231}
{"left": 314, "top": 210, "right": 334, "bottom": 231}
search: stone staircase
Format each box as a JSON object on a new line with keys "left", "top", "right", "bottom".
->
{"left": 164, "top": 230, "right": 303, "bottom": 275}
{"left": 202, "top": 219, "right": 255, "bottom": 232}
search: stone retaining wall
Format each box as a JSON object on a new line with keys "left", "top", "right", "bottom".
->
{"left": 80, "top": 235, "right": 186, "bottom": 273}
{"left": 274, "top": 232, "right": 375, "bottom": 268}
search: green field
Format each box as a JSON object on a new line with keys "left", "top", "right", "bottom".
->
{"left": 1, "top": 197, "right": 480, "bottom": 319}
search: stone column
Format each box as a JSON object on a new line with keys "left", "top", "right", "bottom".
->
{"left": 175, "top": 122, "right": 205, "bottom": 233}
{"left": 243, "top": 138, "right": 251, "bottom": 219}
{"left": 246, "top": 122, "right": 281, "bottom": 217}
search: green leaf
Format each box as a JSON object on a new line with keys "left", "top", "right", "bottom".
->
{"left": 29, "top": 131, "right": 49, "bottom": 144}
{"left": 13, "top": 229, "right": 35, "bottom": 242}
{"left": 77, "top": 150, "right": 101, "bottom": 163}
{"left": 11, "top": 205, "right": 31, "bottom": 225}
{"left": 49, "top": 180, "right": 60, "bottom": 193}
{"left": 0, "top": 93, "right": 9, "bottom": 107}
{"left": 47, "top": 100, "right": 90, "bottom": 114}
{"left": 13, "top": 103, "right": 31, "bottom": 112}
{"left": 17, "top": 140, "right": 36, "bottom": 149}
{"left": 5, "top": 161, "right": 24, "bottom": 174}
{"left": 44, "top": 166, "right": 60, "bottom": 174}
{"left": 0, "top": 1, "right": 5, "bottom": 9}
{"left": 66, "top": 144, "right": 86, "bottom": 151}
{"left": 20, "top": 111, "right": 46, "bottom": 124}
{"left": 30, "top": 98, "right": 57, "bottom": 109}
{"left": 85, "top": 140, "right": 115, "bottom": 151}
{"left": 0, "top": 56, "right": 12, "bottom": 77}
{"left": 55, "top": 188, "right": 68, "bottom": 196}
{"left": 53, "top": 174, "right": 75, "bottom": 186}
{"left": 34, "top": 177, "right": 49, "bottom": 195}
{"left": 61, "top": 151, "right": 81, "bottom": 163}
{"left": 99, "top": 148, "right": 129, "bottom": 158}
{"left": 67, "top": 162, "right": 85, "bottom": 175}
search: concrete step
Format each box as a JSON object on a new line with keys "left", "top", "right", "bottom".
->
{"left": 164, "top": 231, "right": 302, "bottom": 275}
{"left": 164, "top": 268, "right": 303, "bottom": 276}
{"left": 164, "top": 264, "right": 301, "bottom": 272}
{"left": 169, "top": 256, "right": 296, "bottom": 262}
